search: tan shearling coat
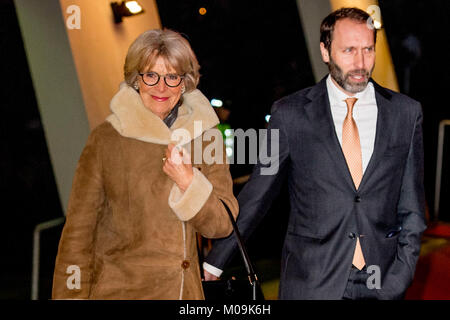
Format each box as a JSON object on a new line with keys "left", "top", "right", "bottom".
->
{"left": 52, "top": 84, "right": 238, "bottom": 299}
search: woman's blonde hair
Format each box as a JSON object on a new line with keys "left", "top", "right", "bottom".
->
{"left": 124, "top": 29, "right": 200, "bottom": 92}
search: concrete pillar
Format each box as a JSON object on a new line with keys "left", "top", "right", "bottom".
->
{"left": 14, "top": 0, "right": 89, "bottom": 213}
{"left": 296, "top": 0, "right": 332, "bottom": 82}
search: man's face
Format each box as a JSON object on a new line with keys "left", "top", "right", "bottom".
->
{"left": 320, "top": 18, "right": 376, "bottom": 95}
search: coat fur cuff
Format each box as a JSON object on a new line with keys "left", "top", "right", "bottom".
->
{"left": 168, "top": 168, "right": 213, "bottom": 221}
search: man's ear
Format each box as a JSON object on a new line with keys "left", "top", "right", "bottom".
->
{"left": 320, "top": 42, "right": 330, "bottom": 64}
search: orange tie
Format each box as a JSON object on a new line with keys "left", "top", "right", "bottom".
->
{"left": 342, "top": 97, "right": 366, "bottom": 270}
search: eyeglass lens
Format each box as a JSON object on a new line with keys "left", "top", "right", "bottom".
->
{"left": 141, "top": 72, "right": 182, "bottom": 87}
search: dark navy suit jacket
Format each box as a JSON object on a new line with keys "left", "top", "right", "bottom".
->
{"left": 205, "top": 77, "right": 427, "bottom": 299}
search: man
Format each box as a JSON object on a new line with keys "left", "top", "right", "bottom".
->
{"left": 204, "top": 7, "right": 426, "bottom": 300}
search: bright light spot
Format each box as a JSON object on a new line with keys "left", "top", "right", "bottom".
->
{"left": 226, "top": 147, "right": 233, "bottom": 157}
{"left": 211, "top": 99, "right": 223, "bottom": 107}
{"left": 125, "top": 1, "right": 143, "bottom": 14}
{"left": 265, "top": 115, "right": 271, "bottom": 123}
{"left": 225, "top": 138, "right": 234, "bottom": 147}
{"left": 199, "top": 7, "right": 207, "bottom": 15}
{"left": 224, "top": 129, "right": 233, "bottom": 137}
{"left": 373, "top": 20, "right": 382, "bottom": 29}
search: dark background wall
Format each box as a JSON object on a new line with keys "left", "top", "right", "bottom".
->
{"left": 0, "top": 0, "right": 449, "bottom": 299}
{"left": 379, "top": 0, "right": 450, "bottom": 220}
{"left": 0, "top": 0, "right": 63, "bottom": 299}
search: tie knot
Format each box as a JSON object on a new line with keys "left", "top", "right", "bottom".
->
{"left": 345, "top": 97, "right": 358, "bottom": 114}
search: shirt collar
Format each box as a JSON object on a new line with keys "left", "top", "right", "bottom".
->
{"left": 163, "top": 99, "right": 181, "bottom": 128}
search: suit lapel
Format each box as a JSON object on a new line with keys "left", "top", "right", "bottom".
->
{"left": 358, "top": 80, "right": 395, "bottom": 191}
{"left": 305, "top": 78, "right": 356, "bottom": 190}
{"left": 305, "top": 78, "right": 396, "bottom": 192}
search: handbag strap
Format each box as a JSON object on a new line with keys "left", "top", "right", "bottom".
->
{"left": 220, "top": 199, "right": 259, "bottom": 285}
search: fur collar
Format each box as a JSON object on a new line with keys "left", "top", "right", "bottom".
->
{"left": 106, "top": 82, "right": 219, "bottom": 145}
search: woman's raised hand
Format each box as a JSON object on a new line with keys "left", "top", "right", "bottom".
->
{"left": 163, "top": 143, "right": 194, "bottom": 192}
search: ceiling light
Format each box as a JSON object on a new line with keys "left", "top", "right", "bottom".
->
{"left": 111, "top": 1, "right": 144, "bottom": 23}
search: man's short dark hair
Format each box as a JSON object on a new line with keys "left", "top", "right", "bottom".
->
{"left": 320, "top": 7, "right": 377, "bottom": 52}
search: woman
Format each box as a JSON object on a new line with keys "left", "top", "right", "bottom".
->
{"left": 52, "top": 29, "right": 238, "bottom": 299}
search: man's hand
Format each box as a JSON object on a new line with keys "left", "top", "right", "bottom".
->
{"left": 203, "top": 269, "right": 219, "bottom": 281}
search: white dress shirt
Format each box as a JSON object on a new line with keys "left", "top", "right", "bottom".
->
{"left": 203, "top": 75, "right": 378, "bottom": 278}
{"left": 326, "top": 74, "right": 378, "bottom": 173}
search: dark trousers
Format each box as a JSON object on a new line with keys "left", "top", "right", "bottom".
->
{"left": 342, "top": 266, "right": 378, "bottom": 300}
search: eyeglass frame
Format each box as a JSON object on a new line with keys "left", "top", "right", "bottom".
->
{"left": 138, "top": 71, "right": 185, "bottom": 88}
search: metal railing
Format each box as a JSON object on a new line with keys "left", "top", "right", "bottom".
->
{"left": 434, "top": 119, "right": 450, "bottom": 221}
{"left": 31, "top": 216, "right": 65, "bottom": 300}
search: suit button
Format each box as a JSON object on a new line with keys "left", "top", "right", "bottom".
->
{"left": 181, "top": 260, "right": 190, "bottom": 269}
{"left": 348, "top": 232, "right": 356, "bottom": 239}
{"left": 354, "top": 196, "right": 361, "bottom": 203}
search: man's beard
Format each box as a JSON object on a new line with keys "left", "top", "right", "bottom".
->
{"left": 328, "top": 55, "right": 373, "bottom": 94}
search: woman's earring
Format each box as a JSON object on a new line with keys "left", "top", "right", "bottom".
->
{"left": 181, "top": 85, "right": 186, "bottom": 94}
{"left": 133, "top": 82, "right": 139, "bottom": 90}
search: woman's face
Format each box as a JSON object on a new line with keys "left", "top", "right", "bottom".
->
{"left": 138, "top": 56, "right": 184, "bottom": 120}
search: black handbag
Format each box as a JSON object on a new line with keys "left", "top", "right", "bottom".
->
{"left": 200, "top": 200, "right": 264, "bottom": 301}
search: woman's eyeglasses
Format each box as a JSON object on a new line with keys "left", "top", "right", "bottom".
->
{"left": 139, "top": 71, "right": 184, "bottom": 87}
